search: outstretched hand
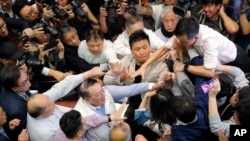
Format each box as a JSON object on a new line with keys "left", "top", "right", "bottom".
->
{"left": 110, "top": 102, "right": 128, "bottom": 121}
{"left": 130, "top": 66, "right": 146, "bottom": 80}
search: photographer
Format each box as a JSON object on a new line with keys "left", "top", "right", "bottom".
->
{"left": 99, "top": 0, "right": 133, "bottom": 40}
{"left": 0, "top": 16, "right": 34, "bottom": 47}
{"left": 55, "top": 0, "right": 100, "bottom": 39}
{"left": 0, "top": 42, "right": 69, "bottom": 91}
{"left": 12, "top": 0, "right": 54, "bottom": 24}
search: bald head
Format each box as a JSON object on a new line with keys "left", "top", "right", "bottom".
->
{"left": 109, "top": 122, "right": 131, "bottom": 141}
{"left": 27, "top": 94, "right": 52, "bottom": 118}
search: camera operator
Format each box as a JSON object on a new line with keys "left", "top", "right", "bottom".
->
{"left": 57, "top": 0, "right": 100, "bottom": 39}
{"left": 12, "top": 0, "right": 54, "bottom": 24}
{"left": 0, "top": 16, "right": 34, "bottom": 47}
{"left": 0, "top": 42, "right": 70, "bottom": 92}
{"left": 99, "top": 0, "right": 131, "bottom": 40}
{"left": 29, "top": 19, "right": 66, "bottom": 72}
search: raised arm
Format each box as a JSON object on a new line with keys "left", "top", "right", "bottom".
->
{"left": 208, "top": 79, "right": 230, "bottom": 136}
{"left": 131, "top": 46, "right": 170, "bottom": 79}
{"left": 44, "top": 67, "right": 104, "bottom": 101}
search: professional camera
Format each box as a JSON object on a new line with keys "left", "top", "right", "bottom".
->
{"left": 18, "top": 54, "right": 42, "bottom": 67}
{"left": 70, "top": 0, "right": 88, "bottom": 19}
{"left": 173, "top": 0, "right": 193, "bottom": 17}
{"left": 42, "top": 39, "right": 59, "bottom": 51}
{"left": 104, "top": 0, "right": 118, "bottom": 20}
{"left": 36, "top": 0, "right": 69, "bottom": 20}
{"left": 124, "top": 0, "right": 139, "bottom": 15}
{"left": 33, "top": 18, "right": 59, "bottom": 51}
{"left": 34, "top": 18, "right": 59, "bottom": 39}
{"left": 47, "top": 4, "right": 69, "bottom": 20}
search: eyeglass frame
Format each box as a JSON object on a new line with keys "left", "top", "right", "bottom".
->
{"left": 17, "top": 73, "right": 30, "bottom": 87}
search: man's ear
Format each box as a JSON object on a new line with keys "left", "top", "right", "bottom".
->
{"left": 194, "top": 34, "right": 199, "bottom": 40}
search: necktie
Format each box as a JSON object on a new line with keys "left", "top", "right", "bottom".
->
{"left": 19, "top": 92, "right": 29, "bottom": 101}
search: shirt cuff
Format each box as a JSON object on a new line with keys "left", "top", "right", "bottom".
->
{"left": 188, "top": 48, "right": 199, "bottom": 60}
{"left": 41, "top": 67, "right": 50, "bottom": 76}
{"left": 100, "top": 63, "right": 108, "bottom": 71}
{"left": 148, "top": 83, "right": 154, "bottom": 90}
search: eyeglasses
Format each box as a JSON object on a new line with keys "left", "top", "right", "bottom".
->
{"left": 93, "top": 88, "right": 105, "bottom": 99}
{"left": 18, "top": 73, "right": 30, "bottom": 87}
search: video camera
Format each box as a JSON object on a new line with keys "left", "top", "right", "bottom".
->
{"left": 173, "top": 0, "right": 196, "bottom": 17}
{"left": 124, "top": 0, "right": 139, "bottom": 15}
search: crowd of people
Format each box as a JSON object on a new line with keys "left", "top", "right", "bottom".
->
{"left": 0, "top": 0, "right": 250, "bottom": 141}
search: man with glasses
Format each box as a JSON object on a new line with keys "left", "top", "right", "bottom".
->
{"left": 0, "top": 65, "right": 32, "bottom": 140}
{"left": 0, "top": 65, "right": 103, "bottom": 141}
{"left": 74, "top": 78, "right": 164, "bottom": 141}
{"left": 0, "top": 16, "right": 33, "bottom": 44}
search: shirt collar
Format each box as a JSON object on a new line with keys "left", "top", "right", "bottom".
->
{"left": 175, "top": 114, "right": 198, "bottom": 126}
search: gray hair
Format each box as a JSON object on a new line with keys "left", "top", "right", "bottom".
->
{"left": 161, "top": 6, "right": 181, "bottom": 20}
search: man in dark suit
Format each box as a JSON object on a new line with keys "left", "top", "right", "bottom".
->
{"left": 0, "top": 65, "right": 31, "bottom": 141}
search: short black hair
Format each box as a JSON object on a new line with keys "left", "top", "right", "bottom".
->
{"left": 150, "top": 88, "right": 175, "bottom": 125}
{"left": 171, "top": 96, "right": 197, "bottom": 123}
{"left": 201, "top": 0, "right": 222, "bottom": 5}
{"left": 58, "top": 24, "right": 74, "bottom": 38}
{"left": 85, "top": 29, "right": 104, "bottom": 42}
{"left": 235, "top": 98, "right": 250, "bottom": 126}
{"left": 217, "top": 73, "right": 236, "bottom": 99}
{"left": 238, "top": 86, "right": 250, "bottom": 101}
{"left": 59, "top": 110, "right": 83, "bottom": 138}
{"left": 129, "top": 30, "right": 150, "bottom": 49}
{"left": 0, "top": 65, "right": 20, "bottom": 90}
{"left": 12, "top": 0, "right": 29, "bottom": 19}
{"left": 174, "top": 16, "right": 199, "bottom": 39}
{"left": 78, "top": 78, "right": 98, "bottom": 99}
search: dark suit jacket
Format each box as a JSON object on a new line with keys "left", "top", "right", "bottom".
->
{"left": 0, "top": 87, "right": 30, "bottom": 141}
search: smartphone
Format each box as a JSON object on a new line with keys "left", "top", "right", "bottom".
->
{"left": 201, "top": 78, "right": 215, "bottom": 93}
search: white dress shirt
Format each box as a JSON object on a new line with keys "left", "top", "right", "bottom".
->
{"left": 193, "top": 24, "right": 237, "bottom": 69}
{"left": 113, "top": 28, "right": 166, "bottom": 58}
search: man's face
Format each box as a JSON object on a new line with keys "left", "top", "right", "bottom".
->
{"left": 0, "top": 18, "right": 8, "bottom": 37}
{"left": 87, "top": 38, "right": 104, "bottom": 55}
{"left": 0, "top": 0, "right": 12, "bottom": 12}
{"left": 165, "top": 0, "right": 177, "bottom": 5}
{"left": 162, "top": 11, "right": 179, "bottom": 32}
{"left": 62, "top": 28, "right": 80, "bottom": 47}
{"left": 131, "top": 39, "right": 151, "bottom": 66}
{"left": 176, "top": 34, "right": 197, "bottom": 47}
{"left": 127, "top": 22, "right": 144, "bottom": 36}
{"left": 203, "top": 3, "right": 221, "bottom": 20}
{"left": 86, "top": 83, "right": 106, "bottom": 107}
{"left": 0, "top": 107, "right": 7, "bottom": 126}
{"left": 58, "top": 0, "right": 68, "bottom": 7}
{"left": 13, "top": 70, "right": 31, "bottom": 93}
{"left": 20, "top": 5, "right": 39, "bottom": 22}
{"left": 36, "top": 32, "right": 50, "bottom": 44}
